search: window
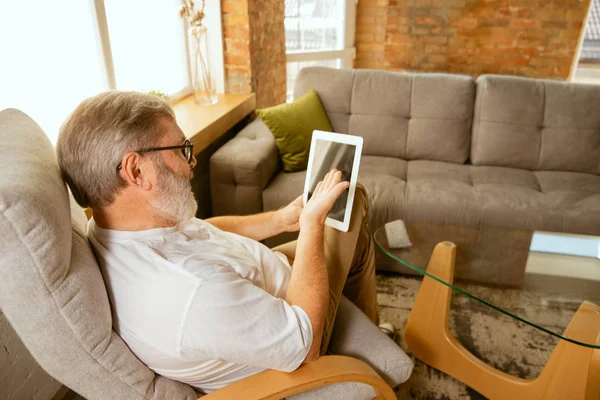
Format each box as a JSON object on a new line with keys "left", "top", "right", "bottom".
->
{"left": 573, "top": 0, "right": 600, "bottom": 84}
{"left": 0, "top": 0, "right": 224, "bottom": 144}
{"left": 284, "top": 0, "right": 356, "bottom": 101}
{"left": 103, "top": 0, "right": 190, "bottom": 96}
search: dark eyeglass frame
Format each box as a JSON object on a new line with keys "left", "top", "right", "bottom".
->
{"left": 117, "top": 139, "right": 194, "bottom": 170}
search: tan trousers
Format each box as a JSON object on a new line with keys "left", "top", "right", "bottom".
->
{"left": 273, "top": 184, "right": 379, "bottom": 355}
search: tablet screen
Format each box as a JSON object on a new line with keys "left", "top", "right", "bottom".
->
{"left": 306, "top": 139, "right": 357, "bottom": 222}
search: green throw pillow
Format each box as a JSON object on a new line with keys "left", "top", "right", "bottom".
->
{"left": 256, "top": 89, "right": 333, "bottom": 172}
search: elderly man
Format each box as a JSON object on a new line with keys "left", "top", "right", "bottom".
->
{"left": 56, "top": 91, "right": 388, "bottom": 393}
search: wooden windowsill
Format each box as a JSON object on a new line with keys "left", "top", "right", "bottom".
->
{"left": 171, "top": 93, "right": 256, "bottom": 155}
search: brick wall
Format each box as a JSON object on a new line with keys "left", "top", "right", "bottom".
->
{"left": 221, "top": 0, "right": 286, "bottom": 107}
{"left": 247, "top": 0, "right": 287, "bottom": 108}
{"left": 356, "top": 0, "right": 591, "bottom": 80}
{"left": 356, "top": 0, "right": 388, "bottom": 69}
{"left": 0, "top": 312, "right": 62, "bottom": 400}
{"left": 221, "top": 0, "right": 252, "bottom": 94}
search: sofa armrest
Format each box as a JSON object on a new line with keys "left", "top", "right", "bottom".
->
{"left": 210, "top": 118, "right": 280, "bottom": 216}
{"left": 201, "top": 355, "right": 396, "bottom": 400}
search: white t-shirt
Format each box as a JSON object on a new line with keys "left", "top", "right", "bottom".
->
{"left": 87, "top": 217, "right": 312, "bottom": 393}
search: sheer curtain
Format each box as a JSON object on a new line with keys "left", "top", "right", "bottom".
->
{"left": 0, "top": 0, "right": 194, "bottom": 145}
{"left": 0, "top": 0, "right": 107, "bottom": 145}
{"left": 104, "top": 0, "right": 188, "bottom": 96}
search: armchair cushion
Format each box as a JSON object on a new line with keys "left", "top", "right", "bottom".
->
{"left": 256, "top": 89, "right": 333, "bottom": 172}
{"left": 328, "top": 296, "right": 413, "bottom": 387}
{"left": 289, "top": 296, "right": 414, "bottom": 399}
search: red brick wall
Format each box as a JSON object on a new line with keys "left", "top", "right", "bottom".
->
{"left": 356, "top": 0, "right": 388, "bottom": 70}
{"left": 356, "top": 0, "right": 591, "bottom": 80}
{"left": 221, "top": 1, "right": 252, "bottom": 94}
{"left": 221, "top": 0, "right": 286, "bottom": 107}
{"left": 248, "top": 0, "right": 287, "bottom": 107}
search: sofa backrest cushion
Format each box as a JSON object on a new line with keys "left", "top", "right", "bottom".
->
{"left": 0, "top": 109, "right": 196, "bottom": 400}
{"left": 472, "top": 75, "right": 600, "bottom": 175}
{"left": 294, "top": 67, "right": 475, "bottom": 164}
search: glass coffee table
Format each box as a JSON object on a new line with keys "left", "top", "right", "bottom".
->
{"left": 374, "top": 227, "right": 600, "bottom": 400}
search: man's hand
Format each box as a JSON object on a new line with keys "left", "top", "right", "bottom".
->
{"left": 285, "top": 169, "right": 348, "bottom": 364}
{"left": 300, "top": 169, "right": 349, "bottom": 229}
{"left": 273, "top": 169, "right": 349, "bottom": 234}
{"left": 275, "top": 195, "right": 303, "bottom": 233}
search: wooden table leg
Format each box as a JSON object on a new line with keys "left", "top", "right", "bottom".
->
{"left": 405, "top": 241, "right": 600, "bottom": 400}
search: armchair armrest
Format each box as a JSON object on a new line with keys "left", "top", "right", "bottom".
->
{"left": 201, "top": 355, "right": 396, "bottom": 400}
{"left": 210, "top": 118, "right": 280, "bottom": 216}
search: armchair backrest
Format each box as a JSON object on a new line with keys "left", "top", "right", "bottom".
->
{"left": 0, "top": 109, "right": 196, "bottom": 400}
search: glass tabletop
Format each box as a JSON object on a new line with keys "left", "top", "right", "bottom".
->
{"left": 373, "top": 227, "right": 600, "bottom": 349}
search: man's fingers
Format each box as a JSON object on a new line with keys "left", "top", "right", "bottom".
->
{"left": 329, "top": 171, "right": 343, "bottom": 191}
{"left": 311, "top": 170, "right": 345, "bottom": 203}
{"left": 325, "top": 169, "right": 340, "bottom": 190}
{"left": 322, "top": 181, "right": 349, "bottom": 205}
{"left": 321, "top": 172, "right": 344, "bottom": 196}
{"left": 327, "top": 169, "right": 339, "bottom": 187}
{"left": 322, "top": 170, "right": 333, "bottom": 189}
{"left": 332, "top": 181, "right": 350, "bottom": 198}
{"left": 293, "top": 194, "right": 303, "bottom": 206}
{"left": 314, "top": 181, "right": 322, "bottom": 196}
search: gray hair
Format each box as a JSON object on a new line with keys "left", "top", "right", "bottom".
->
{"left": 56, "top": 91, "right": 175, "bottom": 209}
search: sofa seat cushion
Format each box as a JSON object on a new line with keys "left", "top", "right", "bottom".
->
{"left": 535, "top": 170, "right": 600, "bottom": 193}
{"left": 360, "top": 155, "right": 407, "bottom": 179}
{"left": 406, "top": 160, "right": 480, "bottom": 228}
{"left": 535, "top": 171, "right": 600, "bottom": 235}
{"left": 358, "top": 157, "right": 407, "bottom": 232}
{"left": 473, "top": 168, "right": 600, "bottom": 233}
{"left": 262, "top": 159, "right": 600, "bottom": 243}
{"left": 404, "top": 161, "right": 600, "bottom": 234}
{"left": 263, "top": 156, "right": 407, "bottom": 237}
{"left": 263, "top": 156, "right": 407, "bottom": 208}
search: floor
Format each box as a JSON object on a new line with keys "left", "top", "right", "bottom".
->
{"left": 379, "top": 267, "right": 600, "bottom": 399}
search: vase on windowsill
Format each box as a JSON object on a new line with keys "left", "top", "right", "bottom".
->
{"left": 180, "top": 0, "right": 218, "bottom": 106}
{"left": 187, "top": 24, "right": 218, "bottom": 106}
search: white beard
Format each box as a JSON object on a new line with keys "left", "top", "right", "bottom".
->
{"left": 151, "top": 163, "right": 198, "bottom": 225}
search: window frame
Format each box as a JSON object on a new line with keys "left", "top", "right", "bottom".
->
{"left": 285, "top": 0, "right": 357, "bottom": 69}
{"left": 91, "top": 0, "right": 225, "bottom": 102}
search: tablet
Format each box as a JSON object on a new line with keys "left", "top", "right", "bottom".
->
{"left": 303, "top": 131, "right": 363, "bottom": 232}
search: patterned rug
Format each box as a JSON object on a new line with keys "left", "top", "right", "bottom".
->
{"left": 375, "top": 272, "right": 599, "bottom": 400}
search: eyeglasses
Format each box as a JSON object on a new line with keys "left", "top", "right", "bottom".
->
{"left": 117, "top": 139, "right": 194, "bottom": 170}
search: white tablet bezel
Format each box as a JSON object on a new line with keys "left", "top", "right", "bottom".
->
{"left": 303, "top": 130, "right": 363, "bottom": 232}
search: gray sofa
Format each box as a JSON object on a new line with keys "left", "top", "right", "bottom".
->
{"left": 210, "top": 67, "right": 600, "bottom": 285}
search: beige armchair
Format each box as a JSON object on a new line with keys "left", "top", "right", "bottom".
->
{"left": 0, "top": 109, "right": 413, "bottom": 399}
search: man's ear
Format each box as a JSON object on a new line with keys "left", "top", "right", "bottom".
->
{"left": 119, "top": 153, "right": 153, "bottom": 191}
